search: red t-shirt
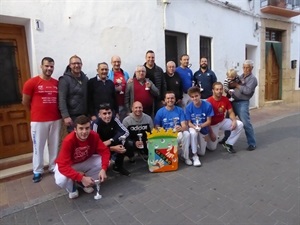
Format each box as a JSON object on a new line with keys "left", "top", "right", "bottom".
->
{"left": 113, "top": 71, "right": 127, "bottom": 106}
{"left": 207, "top": 96, "right": 232, "bottom": 125}
{"left": 22, "top": 76, "right": 61, "bottom": 122}
{"left": 55, "top": 131, "right": 110, "bottom": 181}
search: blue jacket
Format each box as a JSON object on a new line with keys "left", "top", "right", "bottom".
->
{"left": 108, "top": 69, "right": 130, "bottom": 82}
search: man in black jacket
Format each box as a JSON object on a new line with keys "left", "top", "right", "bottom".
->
{"left": 144, "top": 50, "right": 167, "bottom": 113}
{"left": 92, "top": 103, "right": 133, "bottom": 176}
{"left": 88, "top": 62, "right": 118, "bottom": 122}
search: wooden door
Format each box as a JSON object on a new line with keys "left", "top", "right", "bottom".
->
{"left": 0, "top": 24, "right": 32, "bottom": 159}
{"left": 265, "top": 42, "right": 281, "bottom": 101}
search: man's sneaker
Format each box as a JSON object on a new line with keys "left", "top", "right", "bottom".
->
{"left": 192, "top": 155, "right": 201, "bottom": 167}
{"left": 68, "top": 184, "right": 79, "bottom": 199}
{"left": 223, "top": 143, "right": 236, "bottom": 153}
{"left": 129, "top": 157, "right": 136, "bottom": 164}
{"left": 113, "top": 165, "right": 131, "bottom": 176}
{"left": 184, "top": 158, "right": 193, "bottom": 166}
{"left": 83, "top": 187, "right": 94, "bottom": 193}
{"left": 247, "top": 145, "right": 256, "bottom": 151}
{"left": 138, "top": 150, "right": 148, "bottom": 162}
{"left": 76, "top": 182, "right": 94, "bottom": 193}
{"left": 218, "top": 138, "right": 226, "bottom": 145}
{"left": 32, "top": 173, "right": 42, "bottom": 183}
{"left": 68, "top": 189, "right": 79, "bottom": 199}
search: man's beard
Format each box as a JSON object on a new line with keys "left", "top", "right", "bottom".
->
{"left": 200, "top": 64, "right": 207, "bottom": 69}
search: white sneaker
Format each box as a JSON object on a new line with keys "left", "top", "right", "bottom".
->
{"left": 192, "top": 155, "right": 201, "bottom": 167}
{"left": 185, "top": 158, "right": 193, "bottom": 166}
{"left": 83, "top": 187, "right": 94, "bottom": 194}
{"left": 68, "top": 189, "right": 79, "bottom": 199}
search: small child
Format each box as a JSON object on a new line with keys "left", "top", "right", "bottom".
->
{"left": 224, "top": 69, "right": 240, "bottom": 100}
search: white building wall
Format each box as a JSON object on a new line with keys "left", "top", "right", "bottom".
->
{"left": 0, "top": 1, "right": 166, "bottom": 78}
{"left": 164, "top": 0, "right": 260, "bottom": 95}
{"left": 1, "top": 0, "right": 299, "bottom": 104}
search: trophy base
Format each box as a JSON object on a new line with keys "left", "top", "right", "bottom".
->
{"left": 94, "top": 194, "right": 102, "bottom": 200}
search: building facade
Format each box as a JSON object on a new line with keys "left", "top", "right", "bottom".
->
{"left": 0, "top": 0, "right": 299, "bottom": 161}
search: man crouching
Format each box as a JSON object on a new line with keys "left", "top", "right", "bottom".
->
{"left": 54, "top": 115, "right": 110, "bottom": 199}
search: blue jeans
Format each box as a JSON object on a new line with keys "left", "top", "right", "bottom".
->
{"left": 232, "top": 100, "right": 256, "bottom": 146}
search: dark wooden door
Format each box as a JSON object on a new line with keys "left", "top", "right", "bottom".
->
{"left": 265, "top": 42, "right": 281, "bottom": 101}
{"left": 0, "top": 24, "right": 32, "bottom": 158}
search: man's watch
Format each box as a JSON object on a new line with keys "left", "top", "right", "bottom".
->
{"left": 109, "top": 138, "right": 114, "bottom": 143}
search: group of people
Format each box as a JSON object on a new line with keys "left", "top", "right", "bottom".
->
{"left": 22, "top": 51, "right": 257, "bottom": 199}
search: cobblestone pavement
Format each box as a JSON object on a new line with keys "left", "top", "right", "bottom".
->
{"left": 0, "top": 102, "right": 299, "bottom": 225}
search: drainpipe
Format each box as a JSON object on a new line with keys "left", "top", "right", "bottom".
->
{"left": 162, "top": 0, "right": 170, "bottom": 29}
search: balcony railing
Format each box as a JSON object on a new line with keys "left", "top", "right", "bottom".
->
{"left": 260, "top": 0, "right": 300, "bottom": 17}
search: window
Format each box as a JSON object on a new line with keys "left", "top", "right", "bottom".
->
{"left": 165, "top": 31, "right": 187, "bottom": 66}
{"left": 266, "top": 29, "right": 282, "bottom": 41}
{"left": 200, "top": 36, "right": 212, "bottom": 68}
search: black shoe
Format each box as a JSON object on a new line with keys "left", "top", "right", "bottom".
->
{"left": 129, "top": 157, "right": 136, "bottom": 164}
{"left": 222, "top": 143, "right": 236, "bottom": 154}
{"left": 138, "top": 150, "right": 148, "bottom": 162}
{"left": 247, "top": 145, "right": 256, "bottom": 151}
{"left": 218, "top": 138, "right": 226, "bottom": 145}
{"left": 112, "top": 166, "right": 131, "bottom": 176}
{"left": 32, "top": 173, "right": 42, "bottom": 183}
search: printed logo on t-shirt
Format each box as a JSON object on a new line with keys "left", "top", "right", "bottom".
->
{"left": 73, "top": 146, "right": 89, "bottom": 162}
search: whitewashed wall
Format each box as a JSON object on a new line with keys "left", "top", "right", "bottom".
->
{"left": 1, "top": 0, "right": 299, "bottom": 103}
{"left": 0, "top": 0, "right": 166, "bottom": 78}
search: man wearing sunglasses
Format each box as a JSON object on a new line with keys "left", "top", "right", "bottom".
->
{"left": 92, "top": 103, "right": 133, "bottom": 176}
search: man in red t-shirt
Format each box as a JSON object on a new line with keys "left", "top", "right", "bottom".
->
{"left": 108, "top": 56, "right": 130, "bottom": 121}
{"left": 125, "top": 65, "right": 159, "bottom": 117}
{"left": 22, "top": 57, "right": 62, "bottom": 183}
{"left": 206, "top": 82, "right": 243, "bottom": 153}
{"left": 54, "top": 115, "right": 110, "bottom": 199}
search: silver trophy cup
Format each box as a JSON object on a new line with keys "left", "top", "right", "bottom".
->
{"left": 94, "top": 179, "right": 102, "bottom": 200}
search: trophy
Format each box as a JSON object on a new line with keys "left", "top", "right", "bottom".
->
{"left": 229, "top": 89, "right": 235, "bottom": 102}
{"left": 198, "top": 81, "right": 204, "bottom": 92}
{"left": 192, "top": 80, "right": 195, "bottom": 87}
{"left": 195, "top": 116, "right": 201, "bottom": 132}
{"left": 94, "top": 179, "right": 102, "bottom": 200}
{"left": 119, "top": 135, "right": 127, "bottom": 153}
{"left": 145, "top": 78, "right": 150, "bottom": 90}
{"left": 137, "top": 133, "right": 144, "bottom": 149}
{"left": 172, "top": 117, "right": 179, "bottom": 132}
{"left": 116, "top": 78, "right": 124, "bottom": 94}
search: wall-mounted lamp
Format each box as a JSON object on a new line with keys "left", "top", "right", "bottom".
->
{"left": 255, "top": 22, "right": 261, "bottom": 31}
{"left": 162, "top": 0, "right": 170, "bottom": 4}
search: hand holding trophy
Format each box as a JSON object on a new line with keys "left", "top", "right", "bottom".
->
{"left": 195, "top": 116, "right": 201, "bottom": 132}
{"left": 198, "top": 81, "right": 204, "bottom": 92}
{"left": 119, "top": 135, "right": 127, "bottom": 153}
{"left": 172, "top": 117, "right": 179, "bottom": 133}
{"left": 229, "top": 89, "right": 235, "bottom": 102}
{"left": 137, "top": 133, "right": 144, "bottom": 149}
{"left": 145, "top": 78, "right": 150, "bottom": 90}
{"left": 116, "top": 78, "right": 124, "bottom": 94}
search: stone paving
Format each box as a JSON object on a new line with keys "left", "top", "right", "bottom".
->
{"left": 0, "top": 102, "right": 299, "bottom": 225}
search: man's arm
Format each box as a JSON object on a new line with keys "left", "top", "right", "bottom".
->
{"left": 58, "top": 77, "right": 70, "bottom": 118}
{"left": 228, "top": 108, "right": 237, "bottom": 130}
{"left": 22, "top": 94, "right": 31, "bottom": 110}
{"left": 149, "top": 81, "right": 160, "bottom": 97}
{"left": 124, "top": 82, "right": 132, "bottom": 113}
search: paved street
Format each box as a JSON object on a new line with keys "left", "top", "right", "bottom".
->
{"left": 0, "top": 107, "right": 299, "bottom": 225}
